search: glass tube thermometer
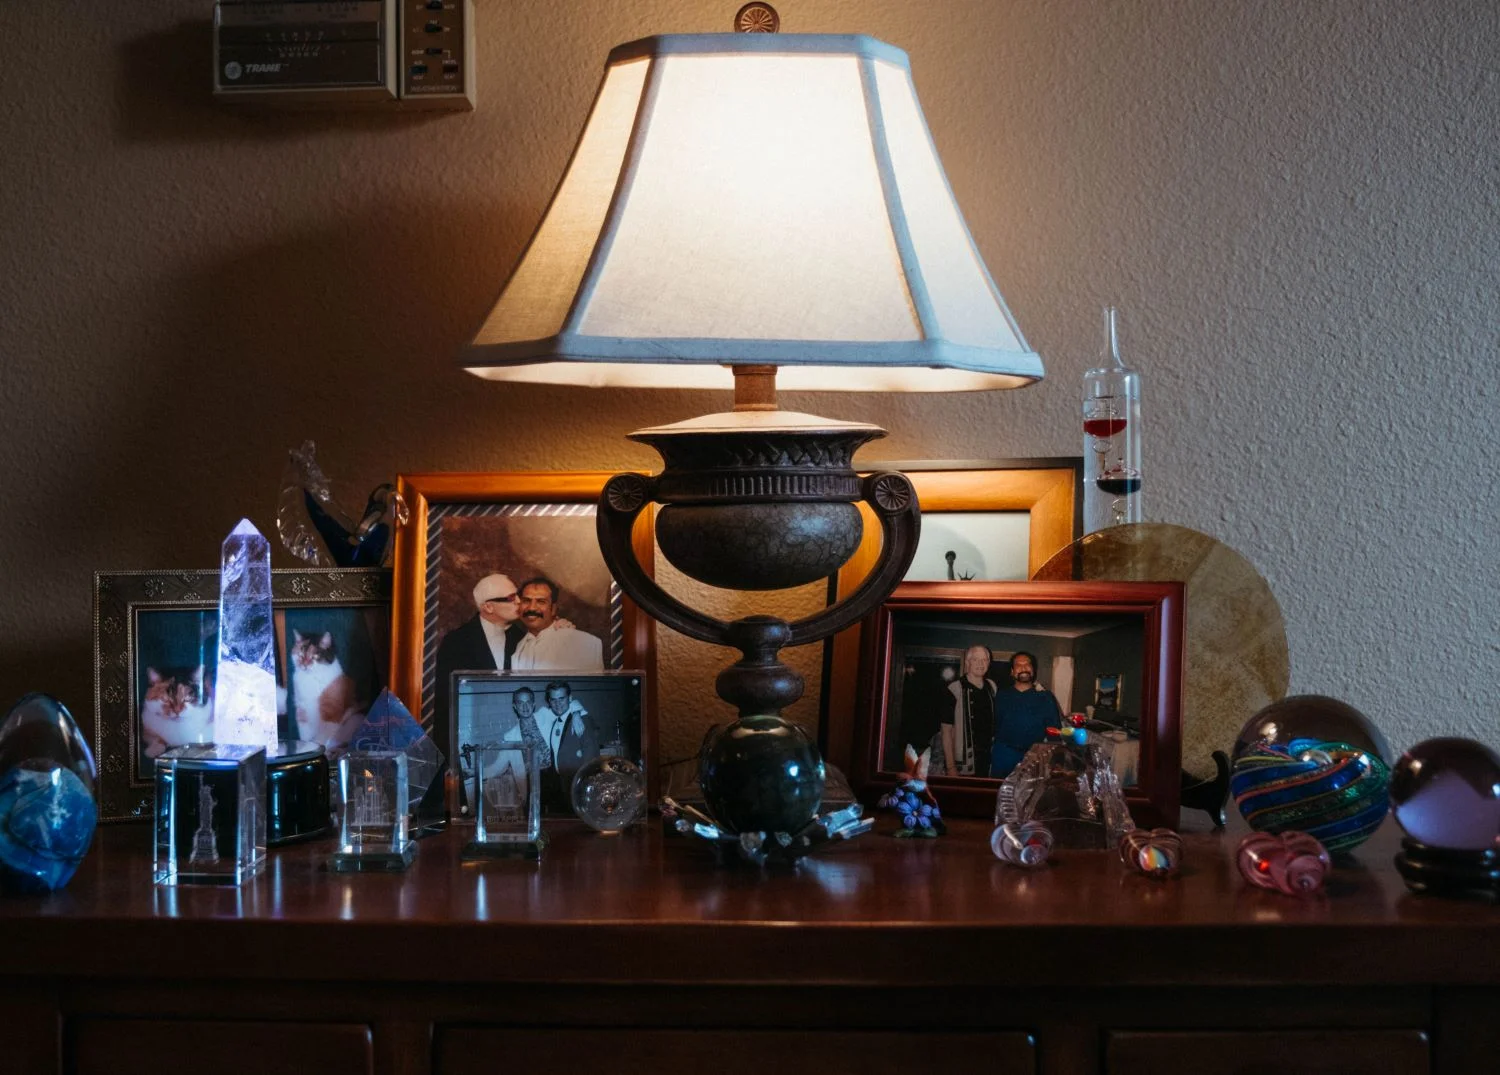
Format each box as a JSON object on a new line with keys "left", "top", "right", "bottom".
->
{"left": 1082, "top": 307, "right": 1143, "bottom": 532}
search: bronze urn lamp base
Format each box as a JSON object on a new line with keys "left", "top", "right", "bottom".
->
{"left": 597, "top": 367, "right": 920, "bottom": 858}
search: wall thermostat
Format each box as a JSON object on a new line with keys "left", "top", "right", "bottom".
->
{"left": 214, "top": 0, "right": 475, "bottom": 110}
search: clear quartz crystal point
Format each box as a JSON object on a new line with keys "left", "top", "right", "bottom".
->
{"left": 214, "top": 519, "right": 279, "bottom": 752}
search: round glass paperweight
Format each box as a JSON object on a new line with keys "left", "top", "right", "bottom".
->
{"left": 1230, "top": 694, "right": 1391, "bottom": 854}
{"left": 570, "top": 755, "right": 646, "bottom": 834}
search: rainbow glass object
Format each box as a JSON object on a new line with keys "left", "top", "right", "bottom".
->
{"left": 990, "top": 820, "right": 1053, "bottom": 867}
{"left": 1230, "top": 695, "right": 1391, "bottom": 854}
{"left": 1236, "top": 831, "right": 1331, "bottom": 896}
{"left": 1390, "top": 737, "right": 1500, "bottom": 852}
{"left": 1119, "top": 827, "right": 1182, "bottom": 879}
{"left": 213, "top": 519, "right": 278, "bottom": 753}
{"left": 0, "top": 694, "right": 98, "bottom": 893}
{"left": 570, "top": 755, "right": 646, "bottom": 833}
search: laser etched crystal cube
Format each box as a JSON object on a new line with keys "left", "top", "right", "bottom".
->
{"left": 154, "top": 744, "right": 266, "bottom": 886}
{"left": 329, "top": 750, "right": 414, "bottom": 872}
{"left": 461, "top": 742, "right": 544, "bottom": 860}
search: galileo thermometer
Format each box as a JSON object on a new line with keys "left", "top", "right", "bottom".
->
{"left": 1083, "top": 306, "right": 1143, "bottom": 532}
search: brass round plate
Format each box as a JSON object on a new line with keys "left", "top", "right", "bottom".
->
{"left": 1034, "top": 523, "right": 1290, "bottom": 780}
{"left": 735, "top": 2, "right": 780, "bottom": 33}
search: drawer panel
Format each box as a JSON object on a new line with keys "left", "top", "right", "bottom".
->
{"left": 436, "top": 1028, "right": 1035, "bottom": 1075}
{"left": 1107, "top": 1029, "right": 1429, "bottom": 1075}
{"left": 71, "top": 1018, "right": 373, "bottom": 1075}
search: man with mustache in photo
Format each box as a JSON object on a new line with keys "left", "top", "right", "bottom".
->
{"left": 510, "top": 576, "right": 604, "bottom": 673}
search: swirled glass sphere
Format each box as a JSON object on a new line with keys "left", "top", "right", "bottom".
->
{"left": 1230, "top": 696, "right": 1391, "bottom": 854}
{"left": 570, "top": 755, "right": 647, "bottom": 834}
{"left": 1390, "top": 737, "right": 1500, "bottom": 852}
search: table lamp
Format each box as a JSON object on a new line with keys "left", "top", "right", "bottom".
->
{"left": 462, "top": 24, "right": 1043, "bottom": 848}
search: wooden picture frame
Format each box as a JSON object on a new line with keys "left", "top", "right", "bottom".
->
{"left": 852, "top": 581, "right": 1183, "bottom": 827}
{"left": 821, "top": 459, "right": 1082, "bottom": 771}
{"left": 389, "top": 472, "right": 657, "bottom": 802}
{"left": 92, "top": 568, "right": 392, "bottom": 823}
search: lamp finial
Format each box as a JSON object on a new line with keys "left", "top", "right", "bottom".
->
{"left": 734, "top": 2, "right": 779, "bottom": 32}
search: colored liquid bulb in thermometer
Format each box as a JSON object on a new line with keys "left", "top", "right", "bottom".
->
{"left": 1082, "top": 307, "right": 1144, "bottom": 533}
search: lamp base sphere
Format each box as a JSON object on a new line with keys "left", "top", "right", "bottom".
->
{"left": 699, "top": 715, "right": 825, "bottom": 835}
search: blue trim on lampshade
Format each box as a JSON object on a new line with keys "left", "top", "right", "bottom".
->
{"left": 607, "top": 34, "right": 911, "bottom": 69}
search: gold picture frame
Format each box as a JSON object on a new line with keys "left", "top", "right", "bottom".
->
{"left": 389, "top": 471, "right": 658, "bottom": 798}
{"left": 821, "top": 459, "right": 1082, "bottom": 773}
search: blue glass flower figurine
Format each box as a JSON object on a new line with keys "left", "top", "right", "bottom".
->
{"left": 878, "top": 746, "right": 946, "bottom": 838}
{"left": 0, "top": 694, "right": 99, "bottom": 894}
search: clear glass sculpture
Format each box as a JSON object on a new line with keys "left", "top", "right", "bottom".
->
{"left": 154, "top": 744, "right": 266, "bottom": 886}
{"left": 571, "top": 755, "right": 646, "bottom": 833}
{"left": 995, "top": 737, "right": 1133, "bottom": 850}
{"left": 329, "top": 750, "right": 414, "bottom": 872}
{"left": 462, "top": 742, "right": 544, "bottom": 860}
{"left": 1082, "top": 306, "right": 1144, "bottom": 533}
{"left": 0, "top": 694, "right": 99, "bottom": 893}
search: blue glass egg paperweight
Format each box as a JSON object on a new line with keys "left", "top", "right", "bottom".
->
{"left": 0, "top": 693, "right": 99, "bottom": 894}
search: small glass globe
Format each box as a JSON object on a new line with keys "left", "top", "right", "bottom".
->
{"left": 570, "top": 755, "right": 646, "bottom": 834}
{"left": 1390, "top": 737, "right": 1500, "bottom": 852}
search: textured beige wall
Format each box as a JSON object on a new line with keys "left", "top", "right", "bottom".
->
{"left": 1, "top": 0, "right": 1495, "bottom": 768}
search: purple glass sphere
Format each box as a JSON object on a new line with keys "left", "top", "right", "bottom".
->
{"left": 1390, "top": 737, "right": 1500, "bottom": 852}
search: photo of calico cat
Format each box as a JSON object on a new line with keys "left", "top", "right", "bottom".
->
{"left": 290, "top": 629, "right": 362, "bottom": 750}
{"left": 139, "top": 664, "right": 214, "bottom": 759}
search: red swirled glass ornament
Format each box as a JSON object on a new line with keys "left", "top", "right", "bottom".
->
{"left": 1236, "top": 831, "right": 1331, "bottom": 895}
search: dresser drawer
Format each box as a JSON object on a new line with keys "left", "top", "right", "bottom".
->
{"left": 70, "top": 1018, "right": 373, "bottom": 1075}
{"left": 436, "top": 1028, "right": 1035, "bottom": 1075}
{"left": 1107, "top": 1029, "right": 1429, "bottom": 1075}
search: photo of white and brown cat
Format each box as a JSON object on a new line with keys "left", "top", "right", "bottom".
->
{"left": 290, "top": 629, "right": 363, "bottom": 750}
{"left": 139, "top": 664, "right": 215, "bottom": 759}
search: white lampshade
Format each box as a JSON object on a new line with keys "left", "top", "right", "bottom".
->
{"left": 463, "top": 34, "right": 1043, "bottom": 393}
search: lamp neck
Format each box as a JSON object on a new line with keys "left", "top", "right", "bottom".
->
{"left": 730, "top": 364, "right": 779, "bottom": 412}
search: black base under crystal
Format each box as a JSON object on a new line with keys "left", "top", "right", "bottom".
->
{"left": 267, "top": 741, "right": 331, "bottom": 847}
{"left": 328, "top": 843, "right": 417, "bottom": 873}
{"left": 461, "top": 830, "right": 548, "bottom": 862}
{"left": 1395, "top": 837, "right": 1500, "bottom": 899}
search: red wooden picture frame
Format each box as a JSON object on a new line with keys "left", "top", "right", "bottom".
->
{"left": 853, "top": 581, "right": 1183, "bottom": 827}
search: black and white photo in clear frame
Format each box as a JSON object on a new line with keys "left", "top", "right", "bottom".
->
{"left": 452, "top": 672, "right": 644, "bottom": 818}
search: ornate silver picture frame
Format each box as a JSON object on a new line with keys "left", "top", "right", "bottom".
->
{"left": 93, "top": 568, "right": 391, "bottom": 823}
